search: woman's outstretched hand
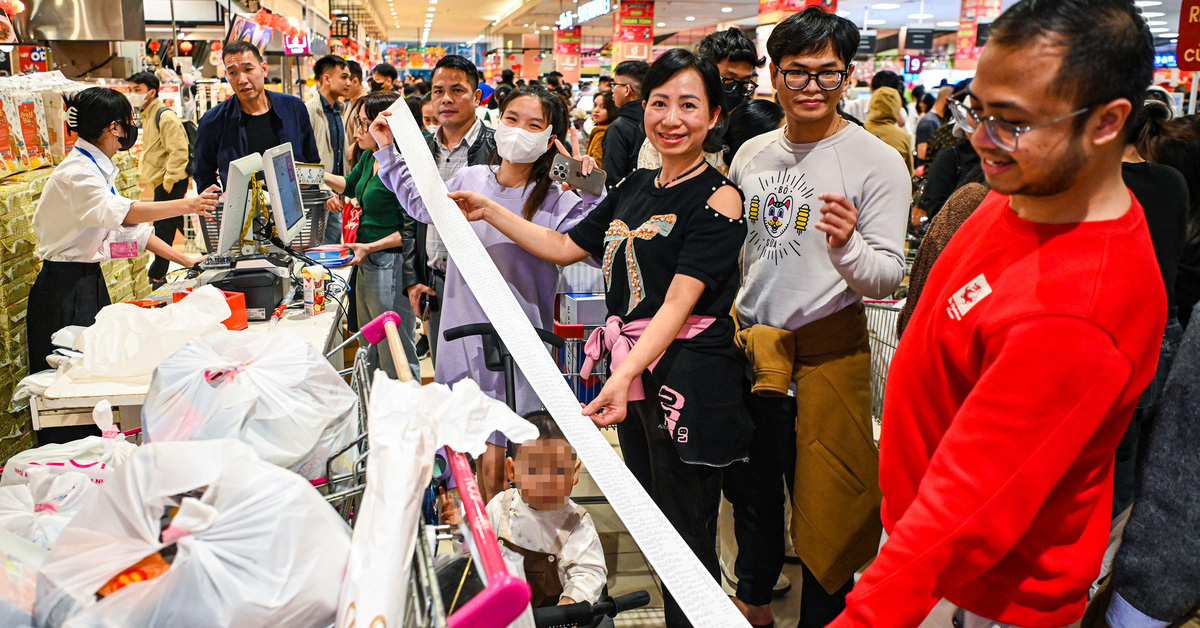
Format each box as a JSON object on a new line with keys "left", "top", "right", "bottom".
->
{"left": 448, "top": 190, "right": 492, "bottom": 222}
{"left": 582, "top": 376, "right": 630, "bottom": 427}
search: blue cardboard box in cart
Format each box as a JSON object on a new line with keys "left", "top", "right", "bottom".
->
{"left": 556, "top": 293, "right": 607, "bottom": 403}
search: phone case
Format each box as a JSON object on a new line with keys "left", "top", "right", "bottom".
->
{"left": 550, "top": 154, "right": 607, "bottom": 196}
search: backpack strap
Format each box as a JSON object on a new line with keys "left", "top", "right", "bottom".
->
{"left": 154, "top": 106, "right": 166, "bottom": 132}
{"left": 553, "top": 502, "right": 586, "bottom": 553}
{"left": 496, "top": 488, "right": 517, "bottom": 541}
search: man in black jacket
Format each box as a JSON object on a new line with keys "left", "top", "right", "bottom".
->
{"left": 409, "top": 54, "right": 496, "bottom": 360}
{"left": 602, "top": 60, "right": 649, "bottom": 186}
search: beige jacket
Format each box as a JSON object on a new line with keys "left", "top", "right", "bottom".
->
{"left": 139, "top": 98, "right": 190, "bottom": 193}
{"left": 305, "top": 93, "right": 351, "bottom": 174}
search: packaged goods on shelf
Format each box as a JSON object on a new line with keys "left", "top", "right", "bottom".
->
{"left": 0, "top": 81, "right": 52, "bottom": 171}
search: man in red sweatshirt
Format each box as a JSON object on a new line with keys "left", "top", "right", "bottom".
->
{"left": 832, "top": 1, "right": 1165, "bottom": 627}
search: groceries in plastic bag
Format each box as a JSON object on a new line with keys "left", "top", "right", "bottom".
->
{"left": 142, "top": 330, "right": 356, "bottom": 480}
{"left": 35, "top": 439, "right": 351, "bottom": 628}
{"left": 338, "top": 375, "right": 537, "bottom": 628}
{"left": 0, "top": 402, "right": 135, "bottom": 487}
{"left": 65, "top": 285, "right": 231, "bottom": 384}
{"left": 0, "top": 528, "right": 45, "bottom": 628}
{"left": 0, "top": 469, "right": 94, "bottom": 549}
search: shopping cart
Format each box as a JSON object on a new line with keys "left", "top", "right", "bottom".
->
{"left": 553, "top": 322, "right": 607, "bottom": 406}
{"left": 864, "top": 300, "right": 903, "bottom": 429}
{"left": 314, "top": 312, "right": 533, "bottom": 628}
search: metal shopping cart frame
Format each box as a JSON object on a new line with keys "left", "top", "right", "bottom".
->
{"left": 864, "top": 300, "right": 902, "bottom": 434}
{"left": 315, "top": 312, "right": 532, "bottom": 628}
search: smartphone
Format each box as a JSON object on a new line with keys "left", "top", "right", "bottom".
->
{"left": 550, "top": 154, "right": 607, "bottom": 196}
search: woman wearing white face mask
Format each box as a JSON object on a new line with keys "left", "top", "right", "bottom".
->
{"left": 373, "top": 85, "right": 604, "bottom": 502}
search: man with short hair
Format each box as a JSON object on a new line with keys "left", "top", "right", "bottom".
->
{"left": 600, "top": 59, "right": 649, "bottom": 185}
{"left": 637, "top": 27, "right": 766, "bottom": 170}
{"left": 915, "top": 85, "right": 952, "bottom": 165}
{"left": 414, "top": 55, "right": 495, "bottom": 361}
{"left": 128, "top": 70, "right": 192, "bottom": 285}
{"left": 726, "top": 7, "right": 910, "bottom": 628}
{"left": 500, "top": 68, "right": 515, "bottom": 87}
{"left": 194, "top": 41, "right": 319, "bottom": 203}
{"left": 371, "top": 63, "right": 399, "bottom": 92}
{"left": 833, "top": 1, "right": 1164, "bottom": 626}
{"left": 597, "top": 75, "right": 613, "bottom": 92}
{"left": 306, "top": 55, "right": 353, "bottom": 244}
{"left": 346, "top": 59, "right": 367, "bottom": 102}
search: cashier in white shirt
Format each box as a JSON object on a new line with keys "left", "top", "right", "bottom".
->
{"left": 27, "top": 88, "right": 217, "bottom": 418}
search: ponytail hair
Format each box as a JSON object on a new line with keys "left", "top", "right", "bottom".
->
{"left": 491, "top": 86, "right": 569, "bottom": 221}
{"left": 64, "top": 87, "right": 132, "bottom": 143}
{"left": 1142, "top": 115, "right": 1200, "bottom": 245}
{"left": 1128, "top": 98, "right": 1172, "bottom": 152}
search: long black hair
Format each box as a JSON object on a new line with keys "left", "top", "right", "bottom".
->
{"left": 347, "top": 90, "right": 401, "bottom": 166}
{"left": 491, "top": 85, "right": 568, "bottom": 221}
{"left": 64, "top": 87, "right": 132, "bottom": 143}
{"left": 724, "top": 98, "right": 784, "bottom": 164}
{"left": 641, "top": 48, "right": 726, "bottom": 153}
{"left": 1142, "top": 115, "right": 1200, "bottom": 245}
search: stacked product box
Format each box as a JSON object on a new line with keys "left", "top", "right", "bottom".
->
{"left": 0, "top": 176, "right": 37, "bottom": 448}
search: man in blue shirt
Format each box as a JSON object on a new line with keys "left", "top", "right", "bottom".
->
{"left": 194, "top": 40, "right": 320, "bottom": 197}
{"left": 306, "top": 55, "right": 352, "bottom": 243}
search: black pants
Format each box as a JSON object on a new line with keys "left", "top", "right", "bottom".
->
{"left": 723, "top": 378, "right": 853, "bottom": 628}
{"left": 617, "top": 399, "right": 723, "bottom": 628}
{"left": 148, "top": 182, "right": 188, "bottom": 281}
{"left": 27, "top": 261, "right": 108, "bottom": 444}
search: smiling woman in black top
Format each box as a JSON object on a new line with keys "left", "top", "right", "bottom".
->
{"left": 450, "top": 49, "right": 749, "bottom": 628}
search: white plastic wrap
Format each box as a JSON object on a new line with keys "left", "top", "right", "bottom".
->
{"left": 0, "top": 470, "right": 95, "bottom": 549}
{"left": 35, "top": 439, "right": 351, "bottom": 628}
{"left": 141, "top": 329, "right": 356, "bottom": 480}
{"left": 0, "top": 528, "right": 44, "bottom": 628}
{"left": 65, "top": 285, "right": 231, "bottom": 383}
{"left": 0, "top": 402, "right": 135, "bottom": 487}
{"left": 337, "top": 375, "right": 537, "bottom": 628}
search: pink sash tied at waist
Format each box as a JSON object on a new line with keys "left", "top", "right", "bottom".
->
{"left": 580, "top": 314, "right": 717, "bottom": 401}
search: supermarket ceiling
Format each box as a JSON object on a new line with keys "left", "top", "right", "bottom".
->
{"left": 373, "top": 0, "right": 1184, "bottom": 47}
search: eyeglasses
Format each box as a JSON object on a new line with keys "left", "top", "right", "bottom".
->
{"left": 778, "top": 69, "right": 847, "bottom": 92}
{"left": 721, "top": 77, "right": 758, "bottom": 95}
{"left": 948, "top": 99, "right": 1093, "bottom": 152}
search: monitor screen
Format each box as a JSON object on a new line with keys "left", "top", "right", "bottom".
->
{"left": 271, "top": 151, "right": 304, "bottom": 230}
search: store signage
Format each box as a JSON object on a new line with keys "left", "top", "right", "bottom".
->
{"left": 284, "top": 33, "right": 311, "bottom": 56}
{"left": 17, "top": 46, "right": 47, "bottom": 73}
{"left": 612, "top": 0, "right": 654, "bottom": 65}
{"left": 904, "top": 28, "right": 934, "bottom": 51}
{"left": 1155, "top": 52, "right": 1178, "bottom": 68}
{"left": 1179, "top": 0, "right": 1200, "bottom": 71}
{"left": 857, "top": 30, "right": 877, "bottom": 56}
{"left": 557, "top": 0, "right": 612, "bottom": 30}
{"left": 904, "top": 55, "right": 924, "bottom": 74}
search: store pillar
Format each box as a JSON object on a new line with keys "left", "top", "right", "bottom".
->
{"left": 521, "top": 34, "right": 540, "bottom": 82}
{"left": 555, "top": 26, "right": 582, "bottom": 85}
{"left": 611, "top": 1, "right": 653, "bottom": 66}
{"left": 954, "top": 0, "right": 1002, "bottom": 70}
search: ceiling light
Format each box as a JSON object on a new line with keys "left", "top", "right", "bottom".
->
{"left": 1149, "top": 26, "right": 1168, "bottom": 32}
{"left": 871, "top": 3, "right": 900, "bottom": 9}
{"left": 656, "top": 21, "right": 666, "bottom": 27}
{"left": 1160, "top": 32, "right": 1179, "bottom": 37}
{"left": 865, "top": 19, "right": 886, "bottom": 25}
{"left": 1146, "top": 20, "right": 1166, "bottom": 25}
{"left": 541, "top": 25, "right": 550, "bottom": 30}
{"left": 936, "top": 21, "right": 959, "bottom": 27}
{"left": 1141, "top": 11, "right": 1164, "bottom": 17}
{"left": 1171, "top": 38, "right": 1178, "bottom": 43}
{"left": 428, "top": 6, "right": 435, "bottom": 10}
{"left": 836, "top": 10, "right": 850, "bottom": 16}
{"left": 1135, "top": 0, "right": 1162, "bottom": 5}
{"left": 908, "top": 13, "right": 933, "bottom": 19}
{"left": 721, "top": 7, "right": 732, "bottom": 12}
{"left": 523, "top": 23, "right": 528, "bottom": 27}
{"left": 685, "top": 15, "right": 695, "bottom": 21}
{"left": 429, "top": 0, "right": 437, "bottom": 3}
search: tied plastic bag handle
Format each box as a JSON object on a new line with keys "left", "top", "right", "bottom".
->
{"left": 33, "top": 502, "right": 59, "bottom": 514}
{"left": 161, "top": 497, "right": 219, "bottom": 546}
{"left": 92, "top": 401, "right": 122, "bottom": 440}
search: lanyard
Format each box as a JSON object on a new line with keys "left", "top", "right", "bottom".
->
{"left": 74, "top": 147, "right": 117, "bottom": 196}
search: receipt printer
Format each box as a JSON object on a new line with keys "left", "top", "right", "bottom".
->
{"left": 207, "top": 267, "right": 289, "bottom": 321}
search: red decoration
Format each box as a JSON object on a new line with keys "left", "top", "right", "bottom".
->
{"left": 148, "top": 40, "right": 161, "bottom": 52}
{"left": 507, "top": 54, "right": 516, "bottom": 61}
{"left": 211, "top": 41, "right": 222, "bottom": 52}
{"left": 178, "top": 40, "right": 193, "bottom": 53}
{"left": 0, "top": 0, "right": 25, "bottom": 14}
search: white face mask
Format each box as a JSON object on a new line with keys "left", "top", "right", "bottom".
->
{"left": 126, "top": 92, "right": 147, "bottom": 108}
{"left": 425, "top": 124, "right": 440, "bottom": 137}
{"left": 494, "top": 122, "right": 552, "bottom": 164}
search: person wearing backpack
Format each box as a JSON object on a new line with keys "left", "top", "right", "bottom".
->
{"left": 128, "top": 71, "right": 193, "bottom": 287}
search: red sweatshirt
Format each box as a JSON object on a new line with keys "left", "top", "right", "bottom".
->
{"left": 833, "top": 192, "right": 1165, "bottom": 628}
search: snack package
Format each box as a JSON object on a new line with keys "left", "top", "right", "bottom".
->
{"left": 35, "top": 439, "right": 351, "bottom": 628}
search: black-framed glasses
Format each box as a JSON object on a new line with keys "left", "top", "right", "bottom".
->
{"left": 778, "top": 69, "right": 847, "bottom": 92}
{"left": 721, "top": 77, "right": 758, "bottom": 94}
{"left": 611, "top": 82, "right": 630, "bottom": 90}
{"left": 948, "top": 98, "right": 1093, "bottom": 152}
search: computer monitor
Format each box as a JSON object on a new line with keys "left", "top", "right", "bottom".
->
{"left": 217, "top": 153, "right": 263, "bottom": 255}
{"left": 262, "top": 143, "right": 307, "bottom": 247}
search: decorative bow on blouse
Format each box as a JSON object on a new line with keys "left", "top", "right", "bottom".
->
{"left": 602, "top": 214, "right": 677, "bottom": 315}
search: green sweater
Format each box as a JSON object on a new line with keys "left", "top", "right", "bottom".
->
{"left": 344, "top": 149, "right": 406, "bottom": 254}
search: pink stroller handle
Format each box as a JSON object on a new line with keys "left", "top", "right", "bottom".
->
{"left": 360, "top": 312, "right": 404, "bottom": 347}
{"left": 445, "top": 445, "right": 531, "bottom": 628}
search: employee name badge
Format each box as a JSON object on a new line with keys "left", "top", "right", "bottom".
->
{"left": 109, "top": 233, "right": 139, "bottom": 259}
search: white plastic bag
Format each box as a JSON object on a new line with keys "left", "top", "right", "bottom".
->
{"left": 142, "top": 330, "right": 356, "bottom": 480}
{"left": 0, "top": 402, "right": 135, "bottom": 487}
{"left": 337, "top": 375, "right": 537, "bottom": 628}
{"left": 0, "top": 528, "right": 44, "bottom": 628}
{"left": 66, "top": 285, "right": 230, "bottom": 383}
{"left": 0, "top": 469, "right": 95, "bottom": 549}
{"left": 35, "top": 439, "right": 351, "bottom": 628}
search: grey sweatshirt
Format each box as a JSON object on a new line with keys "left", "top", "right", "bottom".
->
{"left": 1112, "top": 303, "right": 1200, "bottom": 622}
{"left": 730, "top": 124, "right": 911, "bottom": 330}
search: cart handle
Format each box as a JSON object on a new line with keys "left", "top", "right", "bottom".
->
{"left": 381, "top": 314, "right": 532, "bottom": 627}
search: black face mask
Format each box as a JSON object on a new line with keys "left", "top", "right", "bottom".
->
{"left": 722, "top": 83, "right": 751, "bottom": 115}
{"left": 117, "top": 122, "right": 138, "bottom": 151}
{"left": 369, "top": 79, "right": 384, "bottom": 92}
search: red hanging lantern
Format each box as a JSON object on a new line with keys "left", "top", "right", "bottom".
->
{"left": 179, "top": 40, "right": 193, "bottom": 54}
{"left": 211, "top": 41, "right": 222, "bottom": 52}
{"left": 253, "top": 9, "right": 272, "bottom": 27}
{"left": 148, "top": 40, "right": 161, "bottom": 53}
